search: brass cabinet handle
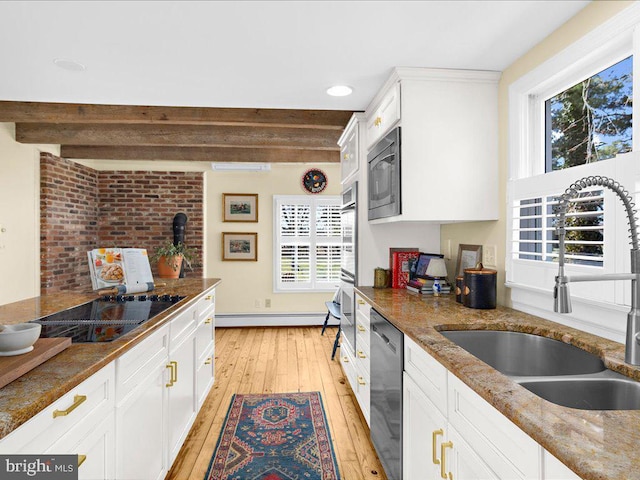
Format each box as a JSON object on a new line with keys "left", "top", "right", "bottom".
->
{"left": 204, "top": 357, "right": 212, "bottom": 365}
{"left": 357, "top": 376, "right": 366, "bottom": 386}
{"left": 53, "top": 395, "right": 87, "bottom": 418}
{"left": 432, "top": 429, "right": 443, "bottom": 465}
{"left": 342, "top": 356, "right": 349, "bottom": 363}
{"left": 440, "top": 441, "right": 453, "bottom": 480}
{"left": 343, "top": 153, "right": 349, "bottom": 160}
{"left": 357, "top": 324, "right": 366, "bottom": 332}
{"left": 204, "top": 317, "right": 213, "bottom": 324}
{"left": 205, "top": 295, "right": 213, "bottom": 301}
{"left": 166, "top": 361, "right": 178, "bottom": 387}
{"left": 357, "top": 350, "right": 366, "bottom": 359}
{"left": 357, "top": 299, "right": 365, "bottom": 305}
{"left": 374, "top": 116, "right": 382, "bottom": 127}
{"left": 78, "top": 455, "right": 87, "bottom": 467}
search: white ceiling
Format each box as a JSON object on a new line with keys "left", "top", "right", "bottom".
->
{"left": 0, "top": 1, "right": 590, "bottom": 111}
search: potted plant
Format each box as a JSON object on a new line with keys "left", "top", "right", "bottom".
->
{"left": 151, "top": 240, "right": 198, "bottom": 279}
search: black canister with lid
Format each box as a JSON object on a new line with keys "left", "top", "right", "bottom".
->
{"left": 462, "top": 263, "right": 497, "bottom": 309}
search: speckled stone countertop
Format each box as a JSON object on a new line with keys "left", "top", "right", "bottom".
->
{"left": 0, "top": 278, "right": 220, "bottom": 440}
{"left": 356, "top": 286, "right": 640, "bottom": 480}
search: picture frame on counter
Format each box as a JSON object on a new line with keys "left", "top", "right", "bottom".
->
{"left": 222, "top": 232, "right": 258, "bottom": 261}
{"left": 223, "top": 193, "right": 258, "bottom": 222}
{"left": 455, "top": 244, "right": 482, "bottom": 277}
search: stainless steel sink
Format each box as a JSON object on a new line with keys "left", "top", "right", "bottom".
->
{"left": 517, "top": 373, "right": 640, "bottom": 410}
{"left": 440, "top": 329, "right": 640, "bottom": 410}
{"left": 440, "top": 330, "right": 605, "bottom": 376}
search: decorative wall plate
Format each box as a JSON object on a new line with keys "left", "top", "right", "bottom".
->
{"left": 302, "top": 169, "right": 327, "bottom": 194}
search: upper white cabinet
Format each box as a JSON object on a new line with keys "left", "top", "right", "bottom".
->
{"left": 365, "top": 67, "right": 500, "bottom": 223}
{"left": 365, "top": 81, "right": 401, "bottom": 148}
{"left": 338, "top": 112, "right": 365, "bottom": 186}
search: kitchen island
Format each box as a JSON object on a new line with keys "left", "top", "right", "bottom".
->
{"left": 356, "top": 286, "right": 640, "bottom": 480}
{"left": 0, "top": 277, "right": 220, "bottom": 440}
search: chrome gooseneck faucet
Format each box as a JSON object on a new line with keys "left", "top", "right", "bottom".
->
{"left": 554, "top": 175, "right": 640, "bottom": 365}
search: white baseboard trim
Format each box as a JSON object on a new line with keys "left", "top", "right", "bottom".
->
{"left": 216, "top": 312, "right": 340, "bottom": 328}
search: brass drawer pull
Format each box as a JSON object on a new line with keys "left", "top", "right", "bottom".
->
{"left": 357, "top": 299, "right": 365, "bottom": 305}
{"left": 357, "top": 376, "right": 366, "bottom": 386}
{"left": 342, "top": 356, "right": 349, "bottom": 363}
{"left": 166, "top": 361, "right": 178, "bottom": 387}
{"left": 205, "top": 295, "right": 213, "bottom": 301}
{"left": 441, "top": 441, "right": 453, "bottom": 479}
{"left": 204, "top": 317, "right": 213, "bottom": 324}
{"left": 357, "top": 350, "right": 367, "bottom": 359}
{"left": 53, "top": 395, "right": 86, "bottom": 418}
{"left": 374, "top": 116, "right": 382, "bottom": 127}
{"left": 78, "top": 455, "right": 87, "bottom": 467}
{"left": 204, "top": 357, "right": 212, "bottom": 365}
{"left": 432, "top": 429, "right": 443, "bottom": 465}
{"left": 357, "top": 324, "right": 366, "bottom": 332}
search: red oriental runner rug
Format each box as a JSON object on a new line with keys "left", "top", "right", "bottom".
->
{"left": 204, "top": 392, "right": 341, "bottom": 480}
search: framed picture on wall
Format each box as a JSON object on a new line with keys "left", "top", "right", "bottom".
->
{"left": 455, "top": 244, "right": 483, "bottom": 277}
{"left": 222, "top": 232, "right": 258, "bottom": 261}
{"left": 223, "top": 193, "right": 258, "bottom": 222}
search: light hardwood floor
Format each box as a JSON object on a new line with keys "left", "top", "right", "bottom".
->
{"left": 166, "top": 326, "right": 386, "bottom": 480}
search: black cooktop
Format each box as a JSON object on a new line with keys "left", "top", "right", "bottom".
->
{"left": 31, "top": 294, "right": 185, "bottom": 343}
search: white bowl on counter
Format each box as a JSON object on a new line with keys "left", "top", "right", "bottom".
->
{"left": 0, "top": 323, "right": 42, "bottom": 356}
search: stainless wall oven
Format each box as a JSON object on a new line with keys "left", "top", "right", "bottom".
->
{"left": 368, "top": 127, "right": 401, "bottom": 220}
{"left": 340, "top": 182, "right": 357, "bottom": 352}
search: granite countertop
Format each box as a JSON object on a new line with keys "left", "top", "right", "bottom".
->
{"left": 356, "top": 286, "right": 640, "bottom": 480}
{"left": 0, "top": 278, "right": 221, "bottom": 440}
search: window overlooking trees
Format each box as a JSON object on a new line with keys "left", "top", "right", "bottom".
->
{"left": 546, "top": 56, "right": 632, "bottom": 172}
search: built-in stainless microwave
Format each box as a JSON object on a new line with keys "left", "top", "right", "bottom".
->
{"left": 368, "top": 127, "right": 401, "bottom": 220}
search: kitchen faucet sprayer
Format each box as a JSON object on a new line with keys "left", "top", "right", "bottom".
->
{"left": 553, "top": 175, "right": 640, "bottom": 365}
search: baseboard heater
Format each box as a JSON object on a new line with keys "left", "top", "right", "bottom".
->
{"left": 215, "top": 312, "right": 340, "bottom": 328}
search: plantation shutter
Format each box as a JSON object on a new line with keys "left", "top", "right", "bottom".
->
{"left": 274, "top": 195, "right": 341, "bottom": 291}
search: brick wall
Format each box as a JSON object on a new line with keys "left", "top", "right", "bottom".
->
{"left": 40, "top": 154, "right": 203, "bottom": 294}
{"left": 40, "top": 153, "right": 99, "bottom": 293}
{"left": 97, "top": 171, "right": 203, "bottom": 278}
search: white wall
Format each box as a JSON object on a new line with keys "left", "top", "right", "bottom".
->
{"left": 0, "top": 123, "right": 59, "bottom": 305}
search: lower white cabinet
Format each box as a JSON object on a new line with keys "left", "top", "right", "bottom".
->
{"left": 167, "top": 331, "right": 197, "bottom": 465}
{"left": 0, "top": 362, "right": 116, "bottom": 480}
{"left": 339, "top": 294, "right": 371, "bottom": 426}
{"left": 115, "top": 323, "right": 170, "bottom": 480}
{"left": 403, "top": 336, "right": 582, "bottom": 480}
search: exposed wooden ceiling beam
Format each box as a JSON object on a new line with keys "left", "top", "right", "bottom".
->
{"left": 61, "top": 145, "right": 339, "bottom": 163}
{"left": 0, "top": 101, "right": 353, "bottom": 129}
{"left": 16, "top": 123, "right": 341, "bottom": 150}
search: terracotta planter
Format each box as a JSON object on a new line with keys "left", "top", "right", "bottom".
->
{"left": 157, "top": 255, "right": 183, "bottom": 279}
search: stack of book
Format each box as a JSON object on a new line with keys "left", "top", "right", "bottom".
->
{"left": 406, "top": 278, "right": 451, "bottom": 295}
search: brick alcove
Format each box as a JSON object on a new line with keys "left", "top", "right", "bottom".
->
{"left": 40, "top": 153, "right": 203, "bottom": 295}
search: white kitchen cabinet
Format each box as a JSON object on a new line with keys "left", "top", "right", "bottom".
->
{"left": 403, "top": 372, "right": 446, "bottom": 480}
{"left": 115, "top": 323, "right": 169, "bottom": 480}
{"left": 365, "top": 67, "right": 500, "bottom": 223}
{"left": 366, "top": 81, "right": 401, "bottom": 148}
{"left": 194, "top": 290, "right": 215, "bottom": 410}
{"left": 0, "top": 362, "right": 116, "bottom": 479}
{"left": 338, "top": 113, "right": 365, "bottom": 185}
{"left": 403, "top": 336, "right": 541, "bottom": 480}
{"left": 166, "top": 330, "right": 196, "bottom": 465}
{"left": 339, "top": 293, "right": 371, "bottom": 426}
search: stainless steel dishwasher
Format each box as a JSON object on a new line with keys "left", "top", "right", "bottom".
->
{"left": 370, "top": 309, "right": 403, "bottom": 480}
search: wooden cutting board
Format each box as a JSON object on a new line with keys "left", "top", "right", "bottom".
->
{"left": 0, "top": 337, "right": 72, "bottom": 389}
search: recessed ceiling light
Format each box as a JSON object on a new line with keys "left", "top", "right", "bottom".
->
{"left": 53, "top": 59, "right": 86, "bottom": 72}
{"left": 326, "top": 85, "right": 353, "bottom": 97}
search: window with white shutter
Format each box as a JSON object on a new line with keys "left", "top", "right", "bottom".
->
{"left": 274, "top": 195, "right": 341, "bottom": 292}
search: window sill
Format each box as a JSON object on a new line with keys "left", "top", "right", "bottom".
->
{"left": 506, "top": 281, "right": 627, "bottom": 343}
